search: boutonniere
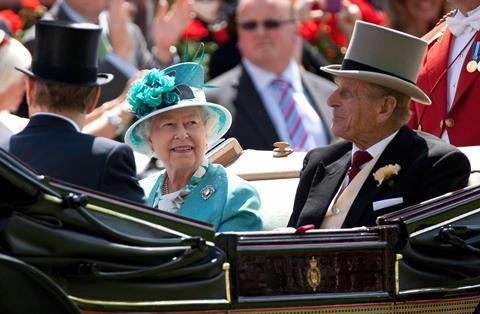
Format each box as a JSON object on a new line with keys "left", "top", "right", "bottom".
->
{"left": 373, "top": 164, "right": 401, "bottom": 187}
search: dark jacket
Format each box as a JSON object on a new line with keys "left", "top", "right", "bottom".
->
{"left": 288, "top": 126, "right": 471, "bottom": 228}
{"left": 1, "top": 115, "right": 145, "bottom": 204}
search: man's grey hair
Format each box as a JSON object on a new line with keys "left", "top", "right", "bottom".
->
{"left": 367, "top": 83, "right": 411, "bottom": 124}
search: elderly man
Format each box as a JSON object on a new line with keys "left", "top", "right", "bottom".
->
{"left": 408, "top": 0, "right": 480, "bottom": 146}
{"left": 288, "top": 21, "right": 471, "bottom": 229}
{"left": 206, "top": 0, "right": 336, "bottom": 151}
{"left": 0, "top": 21, "right": 145, "bottom": 204}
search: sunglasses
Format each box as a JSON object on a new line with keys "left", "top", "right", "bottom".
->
{"left": 237, "top": 19, "right": 295, "bottom": 31}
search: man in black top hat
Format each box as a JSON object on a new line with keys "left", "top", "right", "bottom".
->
{"left": 0, "top": 20, "right": 145, "bottom": 204}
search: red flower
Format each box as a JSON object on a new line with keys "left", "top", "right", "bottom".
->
{"left": 212, "top": 28, "right": 230, "bottom": 45}
{"left": 20, "top": 0, "right": 41, "bottom": 10}
{"left": 181, "top": 19, "right": 209, "bottom": 41}
{"left": 0, "top": 10, "right": 23, "bottom": 34}
{"left": 298, "top": 20, "right": 320, "bottom": 42}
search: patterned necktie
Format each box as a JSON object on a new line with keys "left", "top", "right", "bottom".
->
{"left": 271, "top": 77, "right": 314, "bottom": 151}
{"left": 347, "top": 150, "right": 373, "bottom": 183}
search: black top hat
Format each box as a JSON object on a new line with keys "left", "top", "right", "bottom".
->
{"left": 16, "top": 20, "right": 113, "bottom": 86}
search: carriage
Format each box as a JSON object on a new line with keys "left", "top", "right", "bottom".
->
{"left": 1, "top": 140, "right": 479, "bottom": 313}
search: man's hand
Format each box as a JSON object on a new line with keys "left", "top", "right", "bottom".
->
{"left": 108, "top": 0, "right": 132, "bottom": 60}
{"left": 152, "top": 0, "right": 194, "bottom": 63}
{"left": 294, "top": 0, "right": 326, "bottom": 22}
{"left": 336, "top": 0, "right": 362, "bottom": 45}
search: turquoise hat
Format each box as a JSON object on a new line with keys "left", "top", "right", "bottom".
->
{"left": 124, "top": 57, "right": 232, "bottom": 157}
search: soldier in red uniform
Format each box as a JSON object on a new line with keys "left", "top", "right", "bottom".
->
{"left": 408, "top": 0, "right": 480, "bottom": 147}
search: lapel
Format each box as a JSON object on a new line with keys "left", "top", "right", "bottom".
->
{"left": 235, "top": 66, "right": 279, "bottom": 142}
{"left": 425, "top": 28, "right": 451, "bottom": 116}
{"left": 451, "top": 32, "right": 480, "bottom": 110}
{"left": 298, "top": 148, "right": 351, "bottom": 227}
{"left": 343, "top": 126, "right": 413, "bottom": 227}
{"left": 301, "top": 72, "right": 334, "bottom": 142}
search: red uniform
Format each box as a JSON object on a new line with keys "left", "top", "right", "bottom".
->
{"left": 409, "top": 22, "right": 480, "bottom": 147}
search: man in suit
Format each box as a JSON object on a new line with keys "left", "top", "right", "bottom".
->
{"left": 206, "top": 0, "right": 336, "bottom": 151}
{"left": 288, "top": 21, "right": 471, "bottom": 229}
{"left": 0, "top": 21, "right": 145, "bottom": 204}
{"left": 408, "top": 0, "right": 480, "bottom": 146}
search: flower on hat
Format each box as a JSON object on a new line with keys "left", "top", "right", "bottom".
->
{"left": 127, "top": 69, "right": 180, "bottom": 119}
{"left": 373, "top": 164, "right": 401, "bottom": 187}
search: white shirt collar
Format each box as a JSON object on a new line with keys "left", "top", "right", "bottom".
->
{"left": 32, "top": 112, "right": 81, "bottom": 132}
{"left": 351, "top": 130, "right": 399, "bottom": 160}
{"left": 242, "top": 58, "right": 303, "bottom": 91}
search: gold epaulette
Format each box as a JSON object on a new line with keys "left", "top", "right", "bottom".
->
{"left": 422, "top": 10, "right": 455, "bottom": 45}
{"left": 435, "top": 10, "right": 456, "bottom": 27}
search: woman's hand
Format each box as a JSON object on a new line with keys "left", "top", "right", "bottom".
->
{"left": 294, "top": 0, "right": 326, "bottom": 22}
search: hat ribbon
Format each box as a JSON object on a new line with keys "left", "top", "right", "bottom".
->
{"left": 341, "top": 59, "right": 415, "bottom": 85}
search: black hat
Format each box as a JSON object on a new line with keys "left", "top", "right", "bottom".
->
{"left": 16, "top": 20, "right": 113, "bottom": 86}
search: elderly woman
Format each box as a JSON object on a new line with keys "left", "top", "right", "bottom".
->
{"left": 0, "top": 30, "right": 31, "bottom": 139}
{"left": 124, "top": 60, "right": 262, "bottom": 232}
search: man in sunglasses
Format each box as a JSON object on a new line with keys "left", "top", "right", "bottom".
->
{"left": 206, "top": 0, "right": 336, "bottom": 151}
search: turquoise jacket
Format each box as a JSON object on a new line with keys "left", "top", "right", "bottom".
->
{"left": 140, "top": 163, "right": 263, "bottom": 232}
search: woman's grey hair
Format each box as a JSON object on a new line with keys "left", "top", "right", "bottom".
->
{"left": 136, "top": 106, "right": 218, "bottom": 156}
{"left": 0, "top": 37, "right": 31, "bottom": 94}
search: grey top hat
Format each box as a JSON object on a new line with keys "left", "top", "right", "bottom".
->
{"left": 321, "top": 21, "right": 431, "bottom": 105}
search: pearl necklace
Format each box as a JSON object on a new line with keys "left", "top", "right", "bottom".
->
{"left": 162, "top": 174, "right": 169, "bottom": 195}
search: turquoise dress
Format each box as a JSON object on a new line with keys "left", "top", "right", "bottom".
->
{"left": 140, "top": 162, "right": 263, "bottom": 232}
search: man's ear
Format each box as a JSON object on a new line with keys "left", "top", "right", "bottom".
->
{"left": 85, "top": 87, "right": 101, "bottom": 114}
{"left": 377, "top": 95, "right": 397, "bottom": 123}
{"left": 26, "top": 77, "right": 35, "bottom": 110}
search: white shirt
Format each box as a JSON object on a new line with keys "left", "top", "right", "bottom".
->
{"left": 242, "top": 58, "right": 330, "bottom": 149}
{"left": 444, "top": 6, "right": 480, "bottom": 142}
{"left": 326, "top": 130, "right": 399, "bottom": 218}
{"left": 349, "top": 130, "right": 399, "bottom": 185}
{"left": 31, "top": 112, "right": 80, "bottom": 132}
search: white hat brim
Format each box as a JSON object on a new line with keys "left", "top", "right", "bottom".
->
{"left": 321, "top": 65, "right": 431, "bottom": 105}
{"left": 124, "top": 101, "right": 232, "bottom": 157}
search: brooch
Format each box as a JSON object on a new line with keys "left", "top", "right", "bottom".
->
{"left": 200, "top": 185, "right": 215, "bottom": 200}
{"left": 373, "top": 164, "right": 401, "bottom": 187}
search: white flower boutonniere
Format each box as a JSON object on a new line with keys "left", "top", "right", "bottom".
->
{"left": 373, "top": 164, "right": 401, "bottom": 187}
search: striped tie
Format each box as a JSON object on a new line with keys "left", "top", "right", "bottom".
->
{"left": 271, "top": 77, "right": 314, "bottom": 151}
